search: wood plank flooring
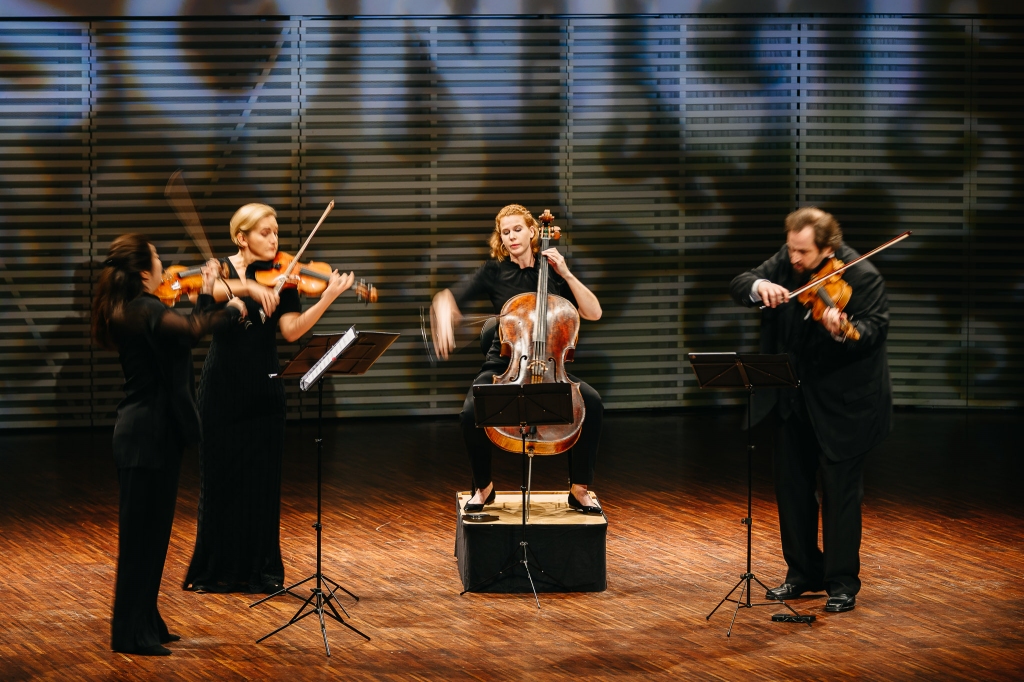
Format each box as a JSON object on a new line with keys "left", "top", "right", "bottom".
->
{"left": 0, "top": 409, "right": 1021, "bottom": 680}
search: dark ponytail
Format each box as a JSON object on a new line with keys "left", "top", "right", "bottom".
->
{"left": 91, "top": 234, "right": 153, "bottom": 350}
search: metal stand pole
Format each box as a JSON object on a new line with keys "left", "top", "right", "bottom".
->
{"left": 460, "top": 425, "right": 565, "bottom": 604}
{"left": 706, "top": 387, "right": 809, "bottom": 636}
{"left": 250, "top": 378, "right": 369, "bottom": 655}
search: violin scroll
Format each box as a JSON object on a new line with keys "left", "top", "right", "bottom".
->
{"left": 355, "top": 279, "right": 378, "bottom": 305}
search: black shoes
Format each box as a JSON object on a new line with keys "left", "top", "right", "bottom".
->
{"left": 765, "top": 583, "right": 824, "bottom": 601}
{"left": 825, "top": 593, "right": 856, "bottom": 612}
{"left": 463, "top": 487, "right": 496, "bottom": 513}
{"left": 765, "top": 583, "right": 856, "bottom": 612}
{"left": 567, "top": 491, "right": 603, "bottom": 514}
{"left": 160, "top": 633, "right": 181, "bottom": 643}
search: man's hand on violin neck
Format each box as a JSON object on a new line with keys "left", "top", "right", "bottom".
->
{"left": 822, "top": 307, "right": 847, "bottom": 336}
{"left": 757, "top": 281, "right": 790, "bottom": 308}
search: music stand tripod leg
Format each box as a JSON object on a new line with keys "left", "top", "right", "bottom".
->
{"left": 706, "top": 574, "right": 746, "bottom": 621}
{"left": 250, "top": 573, "right": 316, "bottom": 607}
{"left": 727, "top": 577, "right": 748, "bottom": 637}
{"left": 255, "top": 590, "right": 320, "bottom": 644}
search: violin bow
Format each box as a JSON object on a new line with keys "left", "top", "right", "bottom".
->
{"left": 271, "top": 200, "right": 335, "bottom": 297}
{"left": 760, "top": 230, "right": 913, "bottom": 310}
{"left": 164, "top": 170, "right": 255, "bottom": 323}
{"left": 419, "top": 305, "right": 510, "bottom": 367}
{"left": 787, "top": 230, "right": 912, "bottom": 298}
{"left": 164, "top": 170, "right": 215, "bottom": 262}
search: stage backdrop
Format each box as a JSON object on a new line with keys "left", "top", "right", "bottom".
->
{"left": 1, "top": 12, "right": 1022, "bottom": 427}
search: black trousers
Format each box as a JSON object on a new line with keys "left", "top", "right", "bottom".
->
{"left": 775, "top": 406, "right": 866, "bottom": 596}
{"left": 460, "top": 370, "right": 604, "bottom": 489}
{"left": 111, "top": 444, "right": 183, "bottom": 651}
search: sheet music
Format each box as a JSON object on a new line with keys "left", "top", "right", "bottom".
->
{"left": 300, "top": 326, "right": 357, "bottom": 391}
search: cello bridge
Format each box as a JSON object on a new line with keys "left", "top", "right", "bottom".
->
{"left": 527, "top": 359, "right": 548, "bottom": 381}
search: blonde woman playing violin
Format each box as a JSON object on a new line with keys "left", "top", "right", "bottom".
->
{"left": 183, "top": 203, "right": 353, "bottom": 594}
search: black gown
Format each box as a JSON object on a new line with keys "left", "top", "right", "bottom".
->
{"left": 109, "top": 292, "right": 238, "bottom": 652}
{"left": 183, "top": 259, "right": 302, "bottom": 593}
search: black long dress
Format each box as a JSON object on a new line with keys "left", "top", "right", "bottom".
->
{"left": 183, "top": 259, "right": 302, "bottom": 593}
{"left": 109, "top": 292, "right": 238, "bottom": 652}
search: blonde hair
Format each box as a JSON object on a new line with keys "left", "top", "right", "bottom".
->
{"left": 489, "top": 204, "right": 540, "bottom": 261}
{"left": 785, "top": 207, "right": 843, "bottom": 250}
{"left": 229, "top": 203, "right": 277, "bottom": 245}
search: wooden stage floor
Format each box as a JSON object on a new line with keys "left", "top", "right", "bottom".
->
{"left": 0, "top": 409, "right": 1022, "bottom": 680}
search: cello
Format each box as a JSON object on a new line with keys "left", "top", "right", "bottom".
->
{"left": 484, "top": 210, "right": 585, "bottom": 455}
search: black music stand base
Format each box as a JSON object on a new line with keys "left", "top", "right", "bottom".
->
{"left": 250, "top": 379, "right": 369, "bottom": 655}
{"left": 460, "top": 426, "right": 570, "bottom": 608}
{"left": 704, "top": 387, "right": 810, "bottom": 635}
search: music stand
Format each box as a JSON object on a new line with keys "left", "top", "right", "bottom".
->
{"left": 688, "top": 353, "right": 814, "bottom": 636}
{"left": 251, "top": 326, "right": 399, "bottom": 656}
{"left": 460, "top": 382, "right": 574, "bottom": 608}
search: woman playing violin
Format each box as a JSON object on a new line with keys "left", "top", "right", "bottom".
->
{"left": 92, "top": 234, "right": 245, "bottom": 655}
{"left": 432, "top": 204, "right": 605, "bottom": 514}
{"left": 183, "top": 202, "right": 354, "bottom": 594}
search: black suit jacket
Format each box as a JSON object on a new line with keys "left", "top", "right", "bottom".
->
{"left": 729, "top": 244, "right": 893, "bottom": 461}
{"left": 110, "top": 293, "right": 239, "bottom": 469}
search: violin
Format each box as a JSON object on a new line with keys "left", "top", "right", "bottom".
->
{"left": 485, "top": 210, "right": 585, "bottom": 456}
{"left": 252, "top": 251, "right": 378, "bottom": 304}
{"left": 797, "top": 257, "right": 860, "bottom": 341}
{"left": 153, "top": 264, "right": 218, "bottom": 307}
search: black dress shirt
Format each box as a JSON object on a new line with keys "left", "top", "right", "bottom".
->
{"left": 451, "top": 258, "right": 579, "bottom": 370}
{"left": 110, "top": 292, "right": 239, "bottom": 469}
{"left": 729, "top": 244, "right": 893, "bottom": 461}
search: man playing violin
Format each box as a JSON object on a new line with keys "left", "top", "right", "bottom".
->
{"left": 431, "top": 204, "right": 605, "bottom": 514}
{"left": 729, "top": 207, "right": 892, "bottom": 613}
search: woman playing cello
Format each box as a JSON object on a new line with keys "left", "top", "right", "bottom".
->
{"left": 183, "top": 202, "right": 354, "bottom": 593}
{"left": 431, "top": 204, "right": 605, "bottom": 514}
{"left": 92, "top": 234, "right": 245, "bottom": 655}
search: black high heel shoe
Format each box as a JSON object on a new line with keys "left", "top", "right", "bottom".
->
{"left": 568, "top": 490, "right": 603, "bottom": 514}
{"left": 463, "top": 487, "right": 496, "bottom": 513}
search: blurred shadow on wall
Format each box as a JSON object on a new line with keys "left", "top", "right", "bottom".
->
{"left": 47, "top": 262, "right": 102, "bottom": 427}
